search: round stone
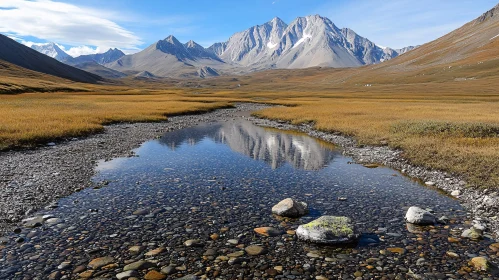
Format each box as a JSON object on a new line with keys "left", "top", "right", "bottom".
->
{"left": 245, "top": 245, "right": 266, "bottom": 256}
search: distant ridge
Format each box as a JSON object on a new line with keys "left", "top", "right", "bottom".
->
{"left": 65, "top": 48, "right": 126, "bottom": 66}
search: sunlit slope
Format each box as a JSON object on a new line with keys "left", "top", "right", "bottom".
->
{"left": 0, "top": 59, "right": 89, "bottom": 94}
{"left": 343, "top": 3, "right": 499, "bottom": 85}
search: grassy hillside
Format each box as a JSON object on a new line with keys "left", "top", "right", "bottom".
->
{"left": 0, "top": 34, "right": 104, "bottom": 84}
{"left": 0, "top": 60, "right": 90, "bottom": 94}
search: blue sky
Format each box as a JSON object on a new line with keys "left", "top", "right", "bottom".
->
{"left": 0, "top": 0, "right": 497, "bottom": 56}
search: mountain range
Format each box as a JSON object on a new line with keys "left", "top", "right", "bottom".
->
{"left": 28, "top": 15, "right": 417, "bottom": 79}
{"left": 0, "top": 4, "right": 497, "bottom": 91}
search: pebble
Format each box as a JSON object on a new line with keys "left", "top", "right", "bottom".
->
{"left": 254, "top": 227, "right": 285, "bottom": 237}
{"left": 145, "top": 248, "right": 164, "bottom": 256}
{"left": 161, "top": 265, "right": 176, "bottom": 275}
{"left": 117, "top": 270, "right": 139, "bottom": 280}
{"left": 469, "top": 257, "right": 491, "bottom": 271}
{"left": 88, "top": 256, "right": 114, "bottom": 269}
{"left": 245, "top": 245, "right": 266, "bottom": 256}
{"left": 184, "top": 239, "right": 202, "bottom": 247}
{"left": 124, "top": 261, "right": 155, "bottom": 271}
{"left": 227, "top": 239, "right": 239, "bottom": 245}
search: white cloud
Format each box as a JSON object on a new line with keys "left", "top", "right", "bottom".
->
{"left": 0, "top": 0, "right": 143, "bottom": 51}
{"left": 64, "top": 46, "right": 101, "bottom": 57}
{"left": 320, "top": 0, "right": 498, "bottom": 49}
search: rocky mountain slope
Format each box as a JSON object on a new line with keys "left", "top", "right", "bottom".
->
{"left": 212, "top": 15, "right": 407, "bottom": 69}
{"left": 106, "top": 35, "right": 225, "bottom": 78}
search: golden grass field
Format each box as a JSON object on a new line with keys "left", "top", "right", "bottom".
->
{"left": 1, "top": 9, "right": 498, "bottom": 188}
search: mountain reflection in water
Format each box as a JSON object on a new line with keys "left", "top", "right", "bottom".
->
{"left": 159, "top": 121, "right": 335, "bottom": 170}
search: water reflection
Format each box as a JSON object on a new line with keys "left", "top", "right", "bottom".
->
{"left": 159, "top": 121, "right": 335, "bottom": 170}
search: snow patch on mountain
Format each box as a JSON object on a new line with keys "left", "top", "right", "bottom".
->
{"left": 267, "top": 41, "right": 278, "bottom": 48}
{"left": 293, "top": 33, "right": 312, "bottom": 49}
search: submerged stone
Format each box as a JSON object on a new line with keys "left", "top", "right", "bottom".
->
{"left": 254, "top": 227, "right": 285, "bottom": 237}
{"left": 296, "top": 216, "right": 359, "bottom": 244}
{"left": 88, "top": 257, "right": 114, "bottom": 269}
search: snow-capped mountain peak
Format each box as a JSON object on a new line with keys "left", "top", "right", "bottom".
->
{"left": 31, "top": 42, "right": 71, "bottom": 62}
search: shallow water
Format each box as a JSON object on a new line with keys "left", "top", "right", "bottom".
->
{"left": 1, "top": 120, "right": 497, "bottom": 279}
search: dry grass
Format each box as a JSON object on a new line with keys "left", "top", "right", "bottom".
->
{"left": 250, "top": 93, "right": 499, "bottom": 188}
{"left": 0, "top": 91, "right": 231, "bottom": 149}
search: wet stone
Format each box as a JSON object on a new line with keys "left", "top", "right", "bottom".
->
{"left": 117, "top": 270, "right": 139, "bottom": 279}
{"left": 271, "top": 198, "right": 308, "bottom": 218}
{"left": 469, "top": 257, "right": 492, "bottom": 271}
{"left": 405, "top": 207, "right": 436, "bottom": 225}
{"left": 22, "top": 216, "right": 44, "bottom": 228}
{"left": 462, "top": 228, "right": 483, "bottom": 240}
{"left": 144, "top": 270, "right": 166, "bottom": 280}
{"left": 245, "top": 245, "right": 266, "bottom": 256}
{"left": 133, "top": 208, "right": 149, "bottom": 215}
{"left": 227, "top": 251, "right": 244, "bottom": 258}
{"left": 203, "top": 249, "right": 217, "bottom": 256}
{"left": 145, "top": 248, "right": 164, "bottom": 256}
{"left": 490, "top": 243, "right": 499, "bottom": 252}
{"left": 254, "top": 227, "right": 285, "bottom": 237}
{"left": 88, "top": 257, "right": 114, "bottom": 269}
{"left": 48, "top": 271, "right": 61, "bottom": 280}
{"left": 175, "top": 275, "right": 198, "bottom": 280}
{"left": 124, "top": 260, "right": 155, "bottom": 271}
{"left": 128, "top": 245, "right": 145, "bottom": 254}
{"left": 184, "top": 239, "right": 203, "bottom": 247}
{"left": 161, "top": 265, "right": 176, "bottom": 275}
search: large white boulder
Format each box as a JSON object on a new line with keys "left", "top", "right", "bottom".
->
{"left": 405, "top": 207, "right": 436, "bottom": 225}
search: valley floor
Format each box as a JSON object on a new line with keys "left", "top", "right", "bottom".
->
{"left": 0, "top": 103, "right": 498, "bottom": 239}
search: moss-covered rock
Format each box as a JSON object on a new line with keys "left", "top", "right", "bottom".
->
{"left": 296, "top": 216, "right": 359, "bottom": 244}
